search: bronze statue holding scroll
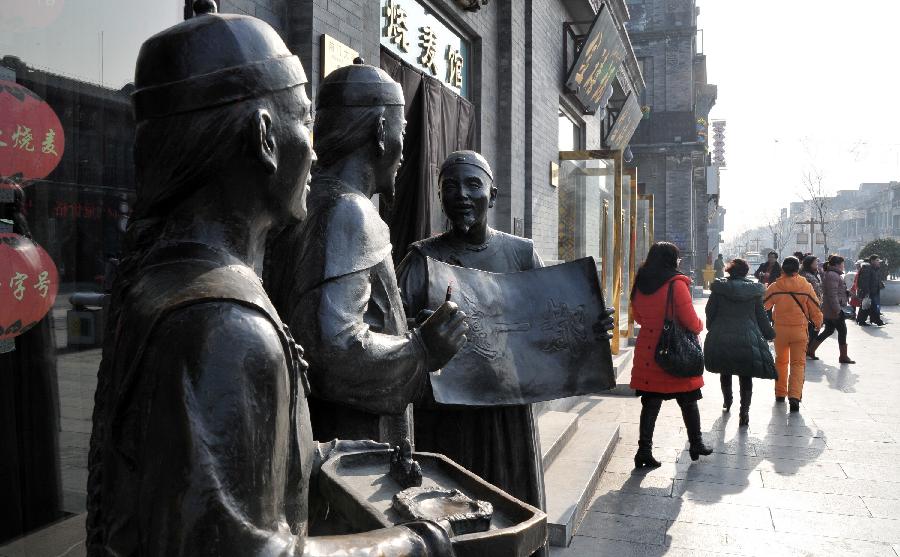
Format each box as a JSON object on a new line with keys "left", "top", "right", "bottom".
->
{"left": 86, "top": 3, "right": 454, "bottom": 555}
{"left": 397, "top": 151, "right": 616, "bottom": 557}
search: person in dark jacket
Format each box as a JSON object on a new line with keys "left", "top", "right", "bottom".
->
{"left": 714, "top": 253, "right": 725, "bottom": 279}
{"left": 704, "top": 259, "right": 777, "bottom": 427}
{"left": 754, "top": 251, "right": 782, "bottom": 285}
{"left": 856, "top": 254, "right": 886, "bottom": 326}
{"left": 630, "top": 242, "right": 711, "bottom": 469}
{"left": 808, "top": 255, "right": 855, "bottom": 364}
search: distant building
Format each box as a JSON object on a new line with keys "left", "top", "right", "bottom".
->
{"left": 624, "top": 0, "right": 717, "bottom": 279}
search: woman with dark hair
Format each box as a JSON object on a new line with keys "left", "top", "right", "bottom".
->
{"left": 764, "top": 257, "right": 823, "bottom": 412}
{"left": 808, "top": 255, "right": 855, "bottom": 364}
{"left": 800, "top": 255, "right": 823, "bottom": 305}
{"left": 630, "top": 242, "right": 710, "bottom": 468}
{"left": 799, "top": 255, "right": 823, "bottom": 360}
{"left": 704, "top": 258, "right": 777, "bottom": 427}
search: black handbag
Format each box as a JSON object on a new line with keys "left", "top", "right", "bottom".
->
{"left": 654, "top": 281, "right": 704, "bottom": 377}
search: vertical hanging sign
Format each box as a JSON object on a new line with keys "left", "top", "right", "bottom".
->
{"left": 565, "top": 5, "right": 627, "bottom": 113}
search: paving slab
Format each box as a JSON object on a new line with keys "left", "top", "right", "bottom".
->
{"left": 771, "top": 507, "right": 900, "bottom": 544}
{"left": 553, "top": 304, "right": 900, "bottom": 556}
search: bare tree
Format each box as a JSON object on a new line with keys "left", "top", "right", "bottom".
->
{"left": 764, "top": 211, "right": 796, "bottom": 255}
{"left": 800, "top": 169, "right": 838, "bottom": 256}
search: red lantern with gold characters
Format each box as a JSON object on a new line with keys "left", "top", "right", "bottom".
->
{"left": 0, "top": 232, "right": 59, "bottom": 340}
{"left": 0, "top": 80, "right": 65, "bottom": 180}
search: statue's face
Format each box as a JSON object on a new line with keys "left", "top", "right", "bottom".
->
{"left": 374, "top": 106, "right": 406, "bottom": 200}
{"left": 272, "top": 87, "right": 315, "bottom": 221}
{"left": 440, "top": 165, "right": 495, "bottom": 234}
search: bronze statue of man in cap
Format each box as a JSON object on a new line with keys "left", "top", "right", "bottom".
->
{"left": 265, "top": 61, "right": 468, "bottom": 447}
{"left": 86, "top": 2, "right": 454, "bottom": 555}
{"left": 396, "top": 151, "right": 615, "bottom": 557}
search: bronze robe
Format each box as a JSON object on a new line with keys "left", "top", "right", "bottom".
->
{"left": 266, "top": 178, "right": 428, "bottom": 445}
{"left": 87, "top": 244, "right": 316, "bottom": 556}
{"left": 396, "top": 230, "right": 547, "bottom": 522}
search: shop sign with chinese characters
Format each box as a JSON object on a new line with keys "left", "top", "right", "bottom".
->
{"left": 565, "top": 5, "right": 627, "bottom": 113}
{"left": 604, "top": 93, "right": 642, "bottom": 150}
{"left": 381, "top": 0, "right": 468, "bottom": 97}
{"left": 0, "top": 80, "right": 65, "bottom": 180}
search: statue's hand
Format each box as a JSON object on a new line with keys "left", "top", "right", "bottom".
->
{"left": 418, "top": 301, "right": 468, "bottom": 371}
{"left": 592, "top": 306, "right": 616, "bottom": 340}
{"left": 415, "top": 309, "right": 435, "bottom": 326}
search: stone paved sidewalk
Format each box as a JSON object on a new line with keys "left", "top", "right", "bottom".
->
{"left": 552, "top": 303, "right": 900, "bottom": 557}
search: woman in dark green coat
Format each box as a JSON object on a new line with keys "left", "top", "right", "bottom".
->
{"left": 704, "top": 258, "right": 777, "bottom": 427}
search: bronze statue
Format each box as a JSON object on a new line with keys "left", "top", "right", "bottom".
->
{"left": 396, "top": 151, "right": 615, "bottom": 557}
{"left": 265, "top": 62, "right": 467, "bottom": 447}
{"left": 86, "top": 3, "right": 454, "bottom": 554}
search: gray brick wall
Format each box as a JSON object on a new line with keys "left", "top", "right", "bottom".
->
{"left": 218, "top": 0, "right": 624, "bottom": 262}
{"left": 627, "top": 0, "right": 709, "bottom": 276}
{"left": 219, "top": 0, "right": 288, "bottom": 34}
{"left": 524, "top": 0, "right": 569, "bottom": 261}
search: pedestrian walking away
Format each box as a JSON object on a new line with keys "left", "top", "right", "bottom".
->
{"left": 809, "top": 255, "right": 855, "bottom": 364}
{"left": 630, "top": 242, "right": 711, "bottom": 469}
{"left": 856, "top": 254, "right": 886, "bottom": 326}
{"left": 703, "top": 258, "right": 777, "bottom": 427}
{"left": 800, "top": 255, "right": 823, "bottom": 359}
{"left": 754, "top": 251, "right": 782, "bottom": 285}
{"left": 764, "top": 257, "right": 824, "bottom": 412}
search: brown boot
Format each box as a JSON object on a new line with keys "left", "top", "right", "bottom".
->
{"left": 806, "top": 338, "right": 822, "bottom": 360}
{"left": 839, "top": 343, "right": 855, "bottom": 364}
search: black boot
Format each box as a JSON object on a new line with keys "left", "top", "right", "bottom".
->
{"left": 720, "top": 373, "right": 733, "bottom": 412}
{"left": 789, "top": 398, "right": 800, "bottom": 412}
{"left": 738, "top": 376, "right": 752, "bottom": 428}
{"left": 679, "top": 398, "right": 713, "bottom": 461}
{"left": 635, "top": 397, "right": 663, "bottom": 469}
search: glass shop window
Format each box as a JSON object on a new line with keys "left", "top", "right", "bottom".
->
{"left": 0, "top": 1, "right": 182, "bottom": 549}
{"left": 558, "top": 108, "right": 583, "bottom": 152}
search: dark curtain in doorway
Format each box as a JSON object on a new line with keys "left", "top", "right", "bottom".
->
{"left": 380, "top": 47, "right": 476, "bottom": 264}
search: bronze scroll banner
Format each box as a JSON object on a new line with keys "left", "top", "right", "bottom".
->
{"left": 424, "top": 256, "right": 615, "bottom": 406}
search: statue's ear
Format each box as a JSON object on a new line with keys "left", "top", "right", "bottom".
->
{"left": 251, "top": 108, "right": 278, "bottom": 174}
{"left": 375, "top": 116, "right": 386, "bottom": 156}
{"left": 489, "top": 183, "right": 497, "bottom": 208}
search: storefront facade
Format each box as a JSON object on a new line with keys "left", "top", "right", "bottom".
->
{"left": 1, "top": 0, "right": 645, "bottom": 549}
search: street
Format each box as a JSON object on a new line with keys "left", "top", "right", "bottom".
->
{"left": 553, "top": 301, "right": 900, "bottom": 556}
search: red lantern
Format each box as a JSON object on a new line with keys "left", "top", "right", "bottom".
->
{"left": 0, "top": 80, "right": 65, "bottom": 180}
{"left": 0, "top": 233, "right": 59, "bottom": 340}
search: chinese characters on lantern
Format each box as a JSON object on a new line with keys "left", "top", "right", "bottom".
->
{"left": 11, "top": 125, "right": 35, "bottom": 152}
{"left": 34, "top": 271, "right": 50, "bottom": 298}
{"left": 42, "top": 128, "right": 58, "bottom": 155}
{"left": 9, "top": 272, "right": 28, "bottom": 301}
{"left": 0, "top": 125, "right": 59, "bottom": 156}
{"left": 5, "top": 270, "right": 51, "bottom": 301}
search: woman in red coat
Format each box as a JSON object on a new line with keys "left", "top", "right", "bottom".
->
{"left": 630, "top": 242, "right": 711, "bottom": 468}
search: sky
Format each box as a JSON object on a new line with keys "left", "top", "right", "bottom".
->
{"left": 700, "top": 1, "right": 900, "bottom": 240}
{"left": 0, "top": 0, "right": 182, "bottom": 88}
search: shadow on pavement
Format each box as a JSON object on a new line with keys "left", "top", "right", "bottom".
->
{"left": 805, "top": 360, "right": 858, "bottom": 393}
